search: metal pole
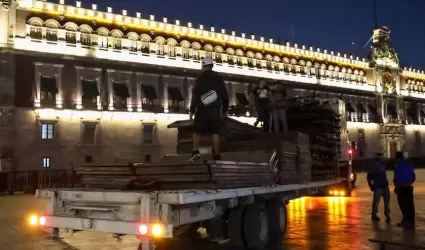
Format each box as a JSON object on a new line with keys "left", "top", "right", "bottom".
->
{"left": 372, "top": 0, "right": 378, "bottom": 29}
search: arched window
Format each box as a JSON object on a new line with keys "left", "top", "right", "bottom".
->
{"left": 181, "top": 41, "right": 190, "bottom": 59}
{"left": 127, "top": 33, "right": 139, "bottom": 52}
{"left": 166, "top": 38, "right": 177, "bottom": 57}
{"left": 80, "top": 25, "right": 92, "bottom": 47}
{"left": 155, "top": 37, "right": 166, "bottom": 55}
{"left": 28, "top": 18, "right": 43, "bottom": 40}
{"left": 45, "top": 20, "right": 59, "bottom": 42}
{"left": 97, "top": 28, "right": 109, "bottom": 49}
{"left": 64, "top": 23, "right": 77, "bottom": 44}
{"left": 191, "top": 42, "right": 201, "bottom": 60}
{"left": 140, "top": 34, "right": 151, "bottom": 54}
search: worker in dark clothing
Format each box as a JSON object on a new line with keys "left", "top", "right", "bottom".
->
{"left": 367, "top": 153, "right": 390, "bottom": 222}
{"left": 251, "top": 79, "right": 271, "bottom": 131}
{"left": 394, "top": 151, "right": 416, "bottom": 229}
{"left": 187, "top": 57, "right": 229, "bottom": 162}
{"left": 269, "top": 81, "right": 288, "bottom": 132}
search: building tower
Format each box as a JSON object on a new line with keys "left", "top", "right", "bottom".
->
{"left": 370, "top": 26, "right": 405, "bottom": 158}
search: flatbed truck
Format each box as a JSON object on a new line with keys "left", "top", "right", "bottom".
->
{"left": 32, "top": 178, "right": 344, "bottom": 250}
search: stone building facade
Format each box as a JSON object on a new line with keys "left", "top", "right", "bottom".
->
{"left": 0, "top": 0, "right": 425, "bottom": 171}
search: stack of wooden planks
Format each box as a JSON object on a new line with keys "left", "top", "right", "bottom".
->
{"left": 76, "top": 151, "right": 276, "bottom": 190}
{"left": 287, "top": 99, "right": 341, "bottom": 181}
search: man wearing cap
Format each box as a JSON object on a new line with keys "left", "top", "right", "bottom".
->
{"left": 394, "top": 151, "right": 416, "bottom": 229}
{"left": 367, "top": 153, "right": 391, "bottom": 222}
{"left": 187, "top": 57, "right": 229, "bottom": 162}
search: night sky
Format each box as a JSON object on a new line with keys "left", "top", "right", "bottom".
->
{"left": 80, "top": 0, "right": 424, "bottom": 69}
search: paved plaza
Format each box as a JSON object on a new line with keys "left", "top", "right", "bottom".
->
{"left": 0, "top": 171, "right": 424, "bottom": 250}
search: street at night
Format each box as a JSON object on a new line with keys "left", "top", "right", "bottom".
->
{"left": 0, "top": 171, "right": 424, "bottom": 250}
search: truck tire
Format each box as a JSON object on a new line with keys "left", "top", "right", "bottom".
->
{"left": 266, "top": 199, "right": 287, "bottom": 241}
{"left": 227, "top": 206, "right": 245, "bottom": 248}
{"left": 205, "top": 216, "right": 225, "bottom": 239}
{"left": 243, "top": 204, "right": 269, "bottom": 250}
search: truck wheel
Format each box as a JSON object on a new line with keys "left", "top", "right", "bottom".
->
{"left": 227, "top": 206, "right": 245, "bottom": 248}
{"left": 266, "top": 199, "right": 287, "bottom": 241}
{"left": 180, "top": 223, "right": 200, "bottom": 239}
{"left": 205, "top": 216, "right": 225, "bottom": 239}
{"left": 243, "top": 204, "right": 269, "bottom": 250}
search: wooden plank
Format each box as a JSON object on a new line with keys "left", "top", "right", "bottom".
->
{"left": 135, "top": 165, "right": 209, "bottom": 175}
{"left": 135, "top": 174, "right": 211, "bottom": 182}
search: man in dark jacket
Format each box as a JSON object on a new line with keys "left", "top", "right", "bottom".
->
{"left": 394, "top": 151, "right": 416, "bottom": 229}
{"left": 187, "top": 57, "right": 229, "bottom": 162}
{"left": 367, "top": 153, "right": 390, "bottom": 222}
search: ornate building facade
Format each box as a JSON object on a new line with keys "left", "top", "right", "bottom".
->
{"left": 0, "top": 0, "right": 425, "bottom": 171}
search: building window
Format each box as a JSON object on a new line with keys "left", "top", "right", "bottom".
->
{"left": 345, "top": 102, "right": 355, "bottom": 122}
{"left": 156, "top": 42, "right": 164, "bottom": 55}
{"left": 82, "top": 79, "right": 99, "bottom": 109}
{"left": 98, "top": 35, "right": 108, "bottom": 48}
{"left": 167, "top": 87, "right": 184, "bottom": 113}
{"left": 80, "top": 32, "right": 91, "bottom": 46}
{"left": 40, "top": 76, "right": 58, "bottom": 107}
{"left": 142, "top": 124, "right": 155, "bottom": 145}
{"left": 167, "top": 45, "right": 176, "bottom": 57}
{"left": 356, "top": 103, "right": 367, "bottom": 122}
{"left": 141, "top": 40, "right": 149, "bottom": 53}
{"left": 46, "top": 28, "right": 58, "bottom": 42}
{"left": 113, "top": 82, "right": 130, "bottom": 110}
{"left": 367, "top": 104, "right": 377, "bottom": 123}
{"left": 82, "top": 122, "right": 97, "bottom": 145}
{"left": 192, "top": 49, "right": 200, "bottom": 60}
{"left": 29, "top": 25, "right": 42, "bottom": 40}
{"left": 386, "top": 102, "right": 397, "bottom": 123}
{"left": 41, "top": 123, "right": 54, "bottom": 139}
{"left": 145, "top": 154, "right": 151, "bottom": 163}
{"left": 129, "top": 39, "right": 138, "bottom": 52}
{"left": 65, "top": 29, "right": 76, "bottom": 44}
{"left": 111, "top": 36, "right": 121, "bottom": 50}
{"left": 141, "top": 84, "right": 159, "bottom": 112}
{"left": 84, "top": 155, "right": 93, "bottom": 163}
{"left": 182, "top": 48, "right": 190, "bottom": 59}
{"left": 42, "top": 157, "right": 51, "bottom": 168}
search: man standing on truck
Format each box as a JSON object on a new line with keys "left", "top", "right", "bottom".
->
{"left": 394, "top": 151, "right": 416, "bottom": 230}
{"left": 187, "top": 57, "right": 229, "bottom": 162}
{"left": 269, "top": 81, "right": 288, "bottom": 132}
{"left": 367, "top": 153, "right": 391, "bottom": 222}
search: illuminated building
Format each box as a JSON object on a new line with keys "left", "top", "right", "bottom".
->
{"left": 0, "top": 0, "right": 424, "bottom": 170}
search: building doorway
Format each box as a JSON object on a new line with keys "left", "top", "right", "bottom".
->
{"left": 389, "top": 140, "right": 397, "bottom": 158}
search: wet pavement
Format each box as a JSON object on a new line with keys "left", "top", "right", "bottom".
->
{"left": 0, "top": 170, "right": 425, "bottom": 250}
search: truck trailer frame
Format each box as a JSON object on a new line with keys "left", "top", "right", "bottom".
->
{"left": 33, "top": 178, "right": 343, "bottom": 250}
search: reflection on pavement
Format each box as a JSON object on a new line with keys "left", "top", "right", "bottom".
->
{"left": 286, "top": 196, "right": 360, "bottom": 250}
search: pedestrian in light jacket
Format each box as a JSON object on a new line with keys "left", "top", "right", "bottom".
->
{"left": 394, "top": 151, "right": 416, "bottom": 230}
{"left": 367, "top": 153, "right": 391, "bottom": 222}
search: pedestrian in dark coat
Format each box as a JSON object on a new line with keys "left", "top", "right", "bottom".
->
{"left": 393, "top": 151, "right": 416, "bottom": 229}
{"left": 367, "top": 153, "right": 390, "bottom": 222}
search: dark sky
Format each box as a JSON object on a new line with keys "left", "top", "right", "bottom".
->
{"left": 82, "top": 0, "right": 424, "bottom": 69}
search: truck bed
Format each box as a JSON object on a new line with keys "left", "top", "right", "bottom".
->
{"left": 36, "top": 179, "right": 343, "bottom": 205}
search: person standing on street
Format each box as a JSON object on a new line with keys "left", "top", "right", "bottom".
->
{"left": 367, "top": 153, "right": 391, "bottom": 222}
{"left": 394, "top": 151, "right": 416, "bottom": 229}
{"left": 187, "top": 57, "right": 229, "bottom": 162}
